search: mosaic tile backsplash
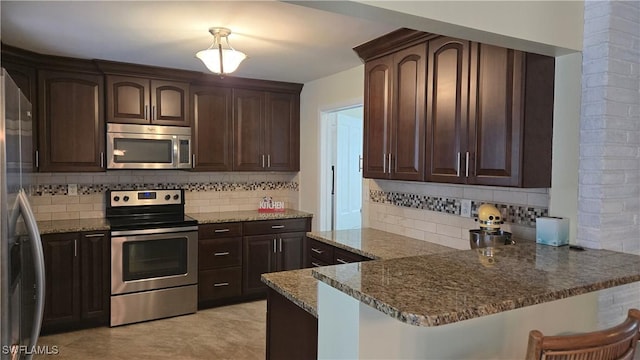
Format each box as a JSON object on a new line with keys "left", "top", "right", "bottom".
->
{"left": 369, "top": 189, "right": 548, "bottom": 227}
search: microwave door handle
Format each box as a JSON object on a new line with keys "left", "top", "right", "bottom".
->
{"left": 173, "top": 137, "right": 179, "bottom": 168}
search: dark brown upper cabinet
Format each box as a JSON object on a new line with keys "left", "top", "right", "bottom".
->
{"left": 191, "top": 85, "right": 233, "bottom": 171}
{"left": 233, "top": 89, "right": 300, "bottom": 172}
{"left": 106, "top": 75, "right": 190, "bottom": 126}
{"left": 38, "top": 69, "right": 105, "bottom": 172}
{"left": 426, "top": 38, "right": 554, "bottom": 187}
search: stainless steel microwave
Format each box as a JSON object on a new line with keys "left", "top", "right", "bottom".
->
{"left": 106, "top": 123, "right": 192, "bottom": 169}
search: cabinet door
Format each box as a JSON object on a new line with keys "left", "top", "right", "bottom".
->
{"left": 80, "top": 232, "right": 109, "bottom": 323}
{"left": 425, "top": 37, "right": 470, "bottom": 184}
{"left": 467, "top": 44, "right": 523, "bottom": 187}
{"left": 233, "top": 89, "right": 265, "bottom": 171}
{"left": 106, "top": 75, "right": 150, "bottom": 124}
{"left": 277, "top": 232, "right": 305, "bottom": 271}
{"left": 151, "top": 79, "right": 190, "bottom": 126}
{"left": 38, "top": 70, "right": 105, "bottom": 172}
{"left": 42, "top": 233, "right": 81, "bottom": 328}
{"left": 391, "top": 43, "right": 426, "bottom": 181}
{"left": 242, "top": 234, "right": 276, "bottom": 295}
{"left": 265, "top": 92, "right": 299, "bottom": 171}
{"left": 363, "top": 56, "right": 392, "bottom": 179}
{"left": 192, "top": 86, "right": 233, "bottom": 171}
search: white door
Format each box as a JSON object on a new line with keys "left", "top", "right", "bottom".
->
{"left": 334, "top": 108, "right": 363, "bottom": 230}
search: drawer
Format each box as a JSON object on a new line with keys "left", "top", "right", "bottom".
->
{"left": 243, "top": 218, "right": 310, "bottom": 236}
{"left": 199, "top": 237, "right": 242, "bottom": 269}
{"left": 198, "top": 267, "right": 242, "bottom": 301}
{"left": 307, "top": 238, "right": 334, "bottom": 264}
{"left": 308, "top": 256, "right": 331, "bottom": 268}
{"left": 334, "top": 248, "right": 369, "bottom": 264}
{"left": 199, "top": 222, "right": 243, "bottom": 239}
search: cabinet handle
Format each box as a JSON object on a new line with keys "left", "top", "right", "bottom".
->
{"left": 358, "top": 156, "right": 363, "bottom": 173}
{"left": 311, "top": 248, "right": 324, "bottom": 254}
{"left": 144, "top": 105, "right": 149, "bottom": 120}
{"left": 388, "top": 153, "right": 392, "bottom": 174}
{"left": 311, "top": 262, "right": 322, "bottom": 267}
{"left": 273, "top": 239, "right": 277, "bottom": 253}
{"left": 84, "top": 233, "right": 104, "bottom": 238}
{"left": 267, "top": 154, "right": 271, "bottom": 168}
{"left": 465, "top": 152, "right": 470, "bottom": 177}
{"left": 100, "top": 152, "right": 105, "bottom": 168}
{"left": 74, "top": 239, "right": 78, "bottom": 257}
{"left": 214, "top": 229, "right": 230, "bottom": 233}
{"left": 278, "top": 238, "right": 282, "bottom": 252}
{"left": 35, "top": 150, "right": 39, "bottom": 169}
{"left": 456, "top": 152, "right": 461, "bottom": 177}
{"left": 213, "top": 282, "right": 229, "bottom": 287}
{"left": 271, "top": 225, "right": 285, "bottom": 229}
{"left": 214, "top": 252, "right": 230, "bottom": 256}
{"left": 382, "top": 153, "right": 386, "bottom": 173}
{"left": 262, "top": 154, "right": 265, "bottom": 168}
{"left": 336, "top": 258, "right": 349, "bottom": 264}
{"left": 192, "top": 154, "right": 196, "bottom": 168}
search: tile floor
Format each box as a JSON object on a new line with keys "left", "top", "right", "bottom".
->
{"left": 35, "top": 300, "right": 266, "bottom": 360}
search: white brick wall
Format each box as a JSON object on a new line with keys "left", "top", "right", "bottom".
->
{"left": 579, "top": 0, "right": 640, "bottom": 327}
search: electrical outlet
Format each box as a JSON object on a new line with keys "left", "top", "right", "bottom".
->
{"left": 67, "top": 184, "right": 78, "bottom": 196}
{"left": 460, "top": 199, "right": 472, "bottom": 218}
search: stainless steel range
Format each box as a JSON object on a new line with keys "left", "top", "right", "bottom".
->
{"left": 106, "top": 189, "right": 198, "bottom": 327}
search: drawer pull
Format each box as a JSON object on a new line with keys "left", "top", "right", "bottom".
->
{"left": 214, "top": 229, "right": 230, "bottom": 233}
{"left": 336, "top": 258, "right": 349, "bottom": 264}
{"left": 271, "top": 225, "right": 285, "bottom": 229}
{"left": 213, "top": 282, "right": 229, "bottom": 287}
{"left": 214, "top": 252, "right": 230, "bottom": 256}
{"left": 311, "top": 248, "right": 324, "bottom": 254}
{"left": 84, "top": 233, "right": 104, "bottom": 238}
{"left": 311, "top": 262, "right": 322, "bottom": 267}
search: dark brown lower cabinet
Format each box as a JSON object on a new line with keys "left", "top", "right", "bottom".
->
{"left": 266, "top": 288, "right": 318, "bottom": 360}
{"left": 41, "top": 231, "right": 109, "bottom": 333}
{"left": 307, "top": 237, "right": 372, "bottom": 267}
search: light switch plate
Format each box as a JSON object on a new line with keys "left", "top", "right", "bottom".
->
{"left": 67, "top": 184, "right": 78, "bottom": 196}
{"left": 460, "top": 199, "right": 472, "bottom": 218}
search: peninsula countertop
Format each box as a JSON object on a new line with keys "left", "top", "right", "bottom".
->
{"left": 261, "top": 228, "right": 456, "bottom": 317}
{"left": 312, "top": 242, "right": 640, "bottom": 327}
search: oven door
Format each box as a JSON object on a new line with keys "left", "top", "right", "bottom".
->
{"left": 111, "top": 227, "right": 198, "bottom": 295}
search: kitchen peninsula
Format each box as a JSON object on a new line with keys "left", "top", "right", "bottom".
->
{"left": 263, "top": 230, "right": 640, "bottom": 359}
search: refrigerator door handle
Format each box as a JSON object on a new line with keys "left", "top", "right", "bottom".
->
{"left": 17, "top": 189, "right": 45, "bottom": 359}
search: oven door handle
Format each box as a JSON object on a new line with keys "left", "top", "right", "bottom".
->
{"left": 111, "top": 226, "right": 198, "bottom": 237}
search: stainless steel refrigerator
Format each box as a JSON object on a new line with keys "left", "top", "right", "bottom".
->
{"left": 0, "top": 69, "right": 45, "bottom": 360}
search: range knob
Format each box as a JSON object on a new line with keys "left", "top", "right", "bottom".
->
{"left": 173, "top": 194, "right": 180, "bottom": 200}
{"left": 113, "top": 196, "right": 120, "bottom": 202}
{"left": 123, "top": 196, "right": 130, "bottom": 202}
{"left": 165, "top": 195, "right": 171, "bottom": 201}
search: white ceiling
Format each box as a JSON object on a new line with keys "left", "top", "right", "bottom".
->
{"left": 0, "top": 1, "right": 399, "bottom": 84}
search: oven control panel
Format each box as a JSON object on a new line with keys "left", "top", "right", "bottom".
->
{"left": 109, "top": 189, "right": 183, "bottom": 207}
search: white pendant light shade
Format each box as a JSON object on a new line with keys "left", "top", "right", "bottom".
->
{"left": 196, "top": 27, "right": 246, "bottom": 75}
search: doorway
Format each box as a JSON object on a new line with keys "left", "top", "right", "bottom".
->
{"left": 321, "top": 105, "right": 363, "bottom": 231}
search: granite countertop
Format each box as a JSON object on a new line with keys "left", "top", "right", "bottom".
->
{"left": 188, "top": 209, "right": 313, "bottom": 224}
{"left": 262, "top": 228, "right": 456, "bottom": 318}
{"left": 312, "top": 243, "right": 640, "bottom": 327}
{"left": 37, "top": 218, "right": 111, "bottom": 235}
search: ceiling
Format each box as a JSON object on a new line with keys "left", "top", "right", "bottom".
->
{"left": 0, "top": 1, "right": 399, "bottom": 84}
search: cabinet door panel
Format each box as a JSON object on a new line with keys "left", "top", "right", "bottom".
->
{"left": 363, "top": 58, "right": 392, "bottom": 179}
{"left": 192, "top": 86, "right": 233, "bottom": 171}
{"left": 106, "top": 75, "right": 149, "bottom": 124}
{"left": 80, "top": 232, "right": 109, "bottom": 322}
{"left": 426, "top": 37, "right": 469, "bottom": 184}
{"left": 265, "top": 92, "right": 299, "bottom": 171}
{"left": 233, "top": 89, "right": 264, "bottom": 171}
{"left": 392, "top": 43, "right": 426, "bottom": 181}
{"left": 242, "top": 234, "right": 276, "bottom": 295}
{"left": 278, "top": 232, "right": 304, "bottom": 271}
{"left": 42, "top": 233, "right": 81, "bottom": 327}
{"left": 468, "top": 44, "right": 521, "bottom": 186}
{"left": 151, "top": 80, "right": 190, "bottom": 126}
{"left": 39, "top": 70, "right": 104, "bottom": 172}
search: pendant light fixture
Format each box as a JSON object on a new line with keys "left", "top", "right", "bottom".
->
{"left": 196, "top": 27, "right": 247, "bottom": 75}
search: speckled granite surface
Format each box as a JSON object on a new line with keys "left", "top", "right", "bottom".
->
{"left": 312, "top": 243, "right": 640, "bottom": 327}
{"left": 37, "top": 218, "right": 110, "bottom": 234}
{"left": 262, "top": 228, "right": 456, "bottom": 317}
{"left": 189, "top": 209, "right": 312, "bottom": 224}
{"left": 307, "top": 228, "right": 454, "bottom": 260}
